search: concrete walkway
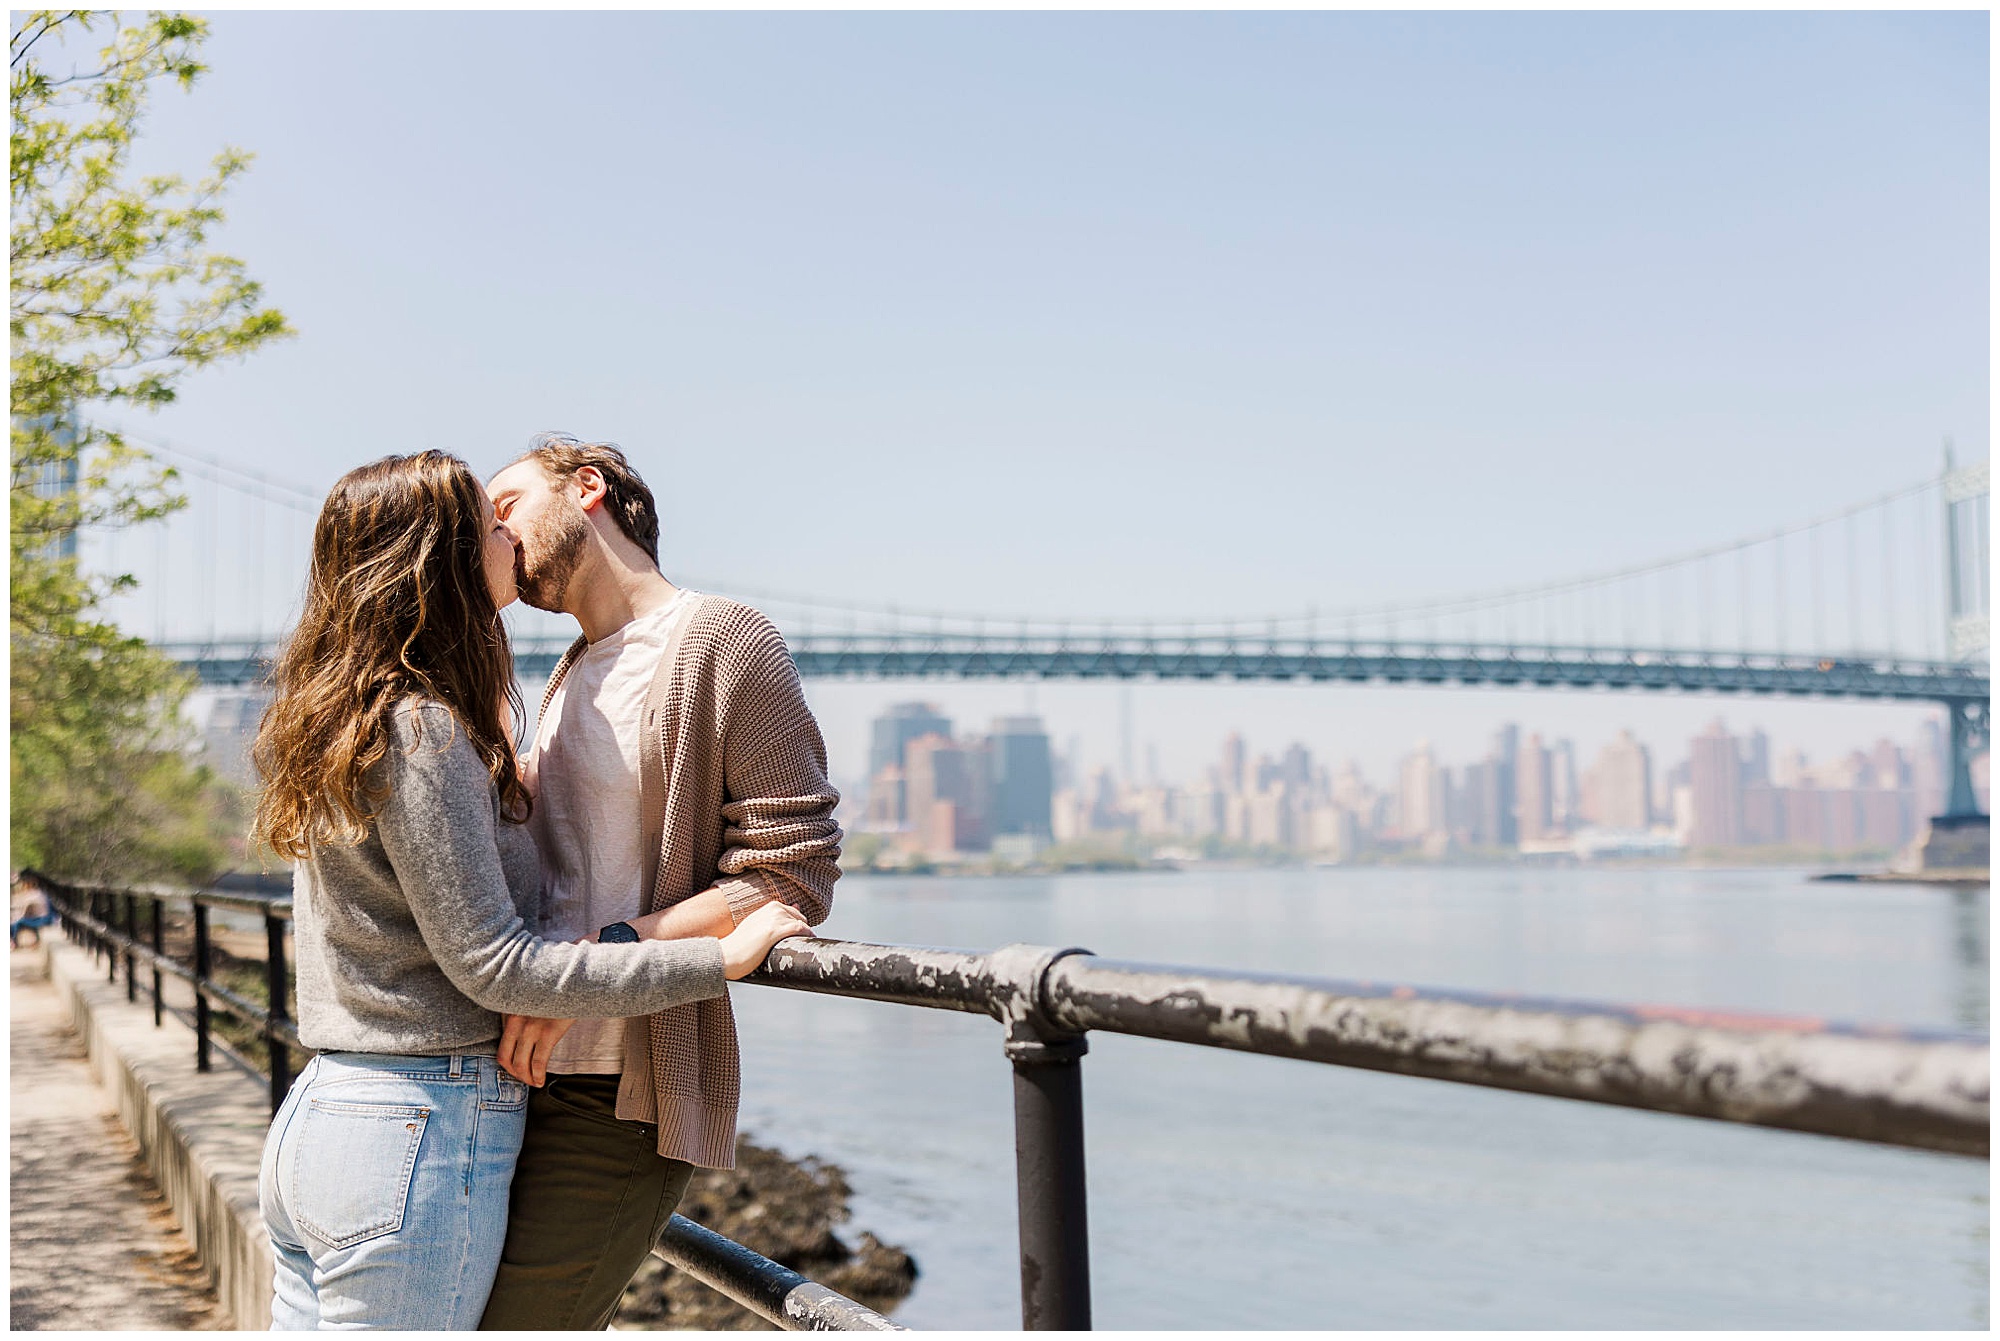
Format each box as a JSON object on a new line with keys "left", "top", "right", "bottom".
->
{"left": 10, "top": 947, "right": 229, "bottom": 1330}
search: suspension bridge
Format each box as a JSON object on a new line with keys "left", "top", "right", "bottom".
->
{"left": 68, "top": 423, "right": 1993, "bottom": 817}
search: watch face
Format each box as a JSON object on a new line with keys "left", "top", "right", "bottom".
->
{"left": 600, "top": 921, "right": 640, "bottom": 944}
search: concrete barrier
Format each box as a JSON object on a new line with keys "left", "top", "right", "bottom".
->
{"left": 42, "top": 938, "right": 275, "bottom": 1329}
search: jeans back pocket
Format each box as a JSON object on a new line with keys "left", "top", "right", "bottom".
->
{"left": 290, "top": 1099, "right": 431, "bottom": 1250}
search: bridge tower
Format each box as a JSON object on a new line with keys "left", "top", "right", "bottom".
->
{"left": 1939, "top": 448, "right": 1990, "bottom": 820}
{"left": 1917, "top": 447, "right": 1993, "bottom": 872}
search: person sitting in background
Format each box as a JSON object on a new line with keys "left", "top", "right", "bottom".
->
{"left": 11, "top": 876, "right": 55, "bottom": 948}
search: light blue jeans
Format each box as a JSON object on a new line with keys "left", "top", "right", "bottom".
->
{"left": 259, "top": 1051, "right": 529, "bottom": 1330}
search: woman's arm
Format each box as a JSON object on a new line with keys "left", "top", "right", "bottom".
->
{"left": 373, "top": 703, "right": 729, "bottom": 1019}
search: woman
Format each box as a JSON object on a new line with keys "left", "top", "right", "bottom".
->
{"left": 251, "top": 451, "right": 809, "bottom": 1329}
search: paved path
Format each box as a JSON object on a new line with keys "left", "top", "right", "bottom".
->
{"left": 10, "top": 948, "right": 229, "bottom": 1330}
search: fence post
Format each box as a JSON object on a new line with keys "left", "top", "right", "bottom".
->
{"left": 994, "top": 945, "right": 1094, "bottom": 1331}
{"left": 124, "top": 892, "right": 138, "bottom": 1003}
{"left": 105, "top": 893, "right": 117, "bottom": 984}
{"left": 265, "top": 908, "right": 292, "bottom": 1112}
{"left": 193, "top": 901, "right": 213, "bottom": 1073}
{"left": 150, "top": 896, "right": 165, "bottom": 1028}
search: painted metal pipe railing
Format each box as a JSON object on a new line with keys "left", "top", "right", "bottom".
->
{"left": 653, "top": 1215, "right": 903, "bottom": 1331}
{"left": 27, "top": 871, "right": 893, "bottom": 1334}
{"left": 743, "top": 936, "right": 1991, "bottom": 1330}
{"left": 32, "top": 868, "right": 1989, "bottom": 1333}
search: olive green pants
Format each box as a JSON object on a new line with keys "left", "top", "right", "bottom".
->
{"left": 478, "top": 1073, "right": 694, "bottom": 1331}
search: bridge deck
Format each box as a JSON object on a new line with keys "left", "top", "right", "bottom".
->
{"left": 168, "top": 635, "right": 1991, "bottom": 704}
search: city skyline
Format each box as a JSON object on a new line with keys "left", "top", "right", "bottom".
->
{"left": 800, "top": 679, "right": 1958, "bottom": 819}
{"left": 838, "top": 692, "right": 1981, "bottom": 862}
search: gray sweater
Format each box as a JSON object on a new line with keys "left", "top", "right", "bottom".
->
{"left": 293, "top": 701, "right": 728, "bottom": 1054}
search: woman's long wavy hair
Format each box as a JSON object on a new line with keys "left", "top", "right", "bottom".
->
{"left": 253, "top": 451, "right": 529, "bottom": 861}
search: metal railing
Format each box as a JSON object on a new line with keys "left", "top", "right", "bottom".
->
{"left": 33, "top": 870, "right": 1991, "bottom": 1332}
{"left": 740, "top": 934, "right": 1990, "bottom": 1330}
{"left": 28, "top": 870, "right": 900, "bottom": 1333}
{"left": 37, "top": 873, "right": 303, "bottom": 1109}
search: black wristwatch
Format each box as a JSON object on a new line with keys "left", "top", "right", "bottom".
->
{"left": 597, "top": 920, "right": 641, "bottom": 945}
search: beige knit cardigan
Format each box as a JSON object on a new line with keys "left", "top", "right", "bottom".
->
{"left": 535, "top": 594, "right": 840, "bottom": 1169}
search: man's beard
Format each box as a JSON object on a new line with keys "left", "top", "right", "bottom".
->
{"left": 516, "top": 505, "right": 592, "bottom": 612}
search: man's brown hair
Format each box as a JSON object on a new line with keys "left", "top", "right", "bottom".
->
{"left": 516, "top": 432, "right": 660, "bottom": 564}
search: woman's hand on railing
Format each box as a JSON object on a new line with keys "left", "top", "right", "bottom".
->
{"left": 721, "top": 902, "right": 810, "bottom": 980}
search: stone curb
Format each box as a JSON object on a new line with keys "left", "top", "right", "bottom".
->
{"left": 42, "top": 938, "right": 275, "bottom": 1329}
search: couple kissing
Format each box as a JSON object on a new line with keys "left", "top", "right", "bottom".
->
{"left": 253, "top": 433, "right": 841, "bottom": 1329}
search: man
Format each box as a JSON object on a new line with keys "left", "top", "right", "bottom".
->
{"left": 478, "top": 432, "right": 840, "bottom": 1331}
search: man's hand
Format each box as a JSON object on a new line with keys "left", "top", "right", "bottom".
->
{"left": 498, "top": 1014, "right": 576, "bottom": 1087}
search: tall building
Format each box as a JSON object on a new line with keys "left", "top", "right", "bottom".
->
{"left": 1221, "top": 732, "right": 1247, "bottom": 796}
{"left": 1489, "top": 724, "right": 1519, "bottom": 847}
{"left": 1516, "top": 733, "right": 1552, "bottom": 842}
{"left": 871, "top": 703, "right": 953, "bottom": 779}
{"left": 1688, "top": 720, "right": 1742, "bottom": 847}
{"left": 903, "top": 732, "right": 990, "bottom": 855}
{"left": 1549, "top": 738, "right": 1578, "bottom": 833}
{"left": 1457, "top": 760, "right": 1493, "bottom": 846}
{"left": 988, "top": 716, "right": 1054, "bottom": 840}
{"left": 863, "top": 765, "right": 906, "bottom": 831}
{"left": 1869, "top": 739, "right": 1909, "bottom": 790}
{"left": 1740, "top": 729, "right": 1771, "bottom": 787}
{"left": 1398, "top": 740, "right": 1446, "bottom": 841}
{"left": 1583, "top": 730, "right": 1653, "bottom": 831}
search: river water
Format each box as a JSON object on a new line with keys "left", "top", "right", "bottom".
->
{"left": 729, "top": 866, "right": 1988, "bottom": 1329}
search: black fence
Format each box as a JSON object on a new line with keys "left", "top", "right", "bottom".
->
{"left": 40, "top": 875, "right": 303, "bottom": 1109}
{"left": 33, "top": 870, "right": 1990, "bottom": 1332}
{"left": 30, "top": 871, "right": 901, "bottom": 1333}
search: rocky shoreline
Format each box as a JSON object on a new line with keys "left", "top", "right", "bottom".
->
{"left": 615, "top": 1137, "right": 917, "bottom": 1330}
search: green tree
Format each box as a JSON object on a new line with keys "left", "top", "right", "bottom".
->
{"left": 11, "top": 11, "right": 291, "bottom": 883}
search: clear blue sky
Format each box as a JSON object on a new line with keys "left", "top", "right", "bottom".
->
{"left": 90, "top": 11, "right": 1988, "bottom": 787}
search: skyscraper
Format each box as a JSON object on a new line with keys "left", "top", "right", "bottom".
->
{"left": 1490, "top": 724, "right": 1519, "bottom": 847}
{"left": 1740, "top": 729, "right": 1771, "bottom": 787}
{"left": 1516, "top": 732, "right": 1552, "bottom": 841}
{"left": 988, "top": 716, "right": 1054, "bottom": 840}
{"left": 1549, "top": 738, "right": 1578, "bottom": 834}
{"left": 1688, "top": 720, "right": 1742, "bottom": 847}
{"left": 870, "top": 703, "right": 953, "bottom": 780}
{"left": 904, "top": 732, "right": 990, "bottom": 855}
{"left": 1457, "top": 760, "right": 1493, "bottom": 845}
{"left": 1221, "top": 732, "right": 1247, "bottom": 796}
{"left": 869, "top": 703, "right": 953, "bottom": 830}
{"left": 1398, "top": 740, "right": 1446, "bottom": 840}
{"left": 1583, "top": 730, "right": 1653, "bottom": 831}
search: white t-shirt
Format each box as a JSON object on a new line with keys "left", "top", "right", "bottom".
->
{"left": 525, "top": 588, "right": 699, "bottom": 1074}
